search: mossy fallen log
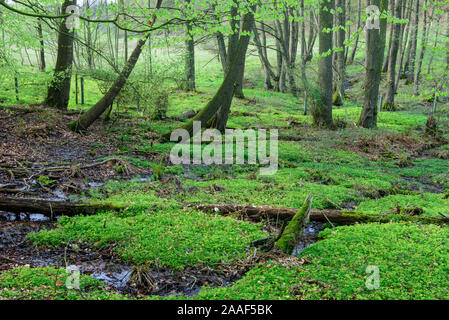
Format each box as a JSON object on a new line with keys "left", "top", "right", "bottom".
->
{"left": 274, "top": 196, "right": 312, "bottom": 254}
{"left": 0, "top": 197, "right": 127, "bottom": 218}
{"left": 191, "top": 203, "right": 449, "bottom": 226}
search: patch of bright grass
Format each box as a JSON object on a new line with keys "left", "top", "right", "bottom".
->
{"left": 356, "top": 193, "right": 448, "bottom": 217}
{"left": 195, "top": 223, "right": 449, "bottom": 300}
{"left": 29, "top": 193, "right": 266, "bottom": 270}
{"left": 0, "top": 266, "right": 125, "bottom": 300}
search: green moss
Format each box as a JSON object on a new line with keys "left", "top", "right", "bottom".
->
{"left": 29, "top": 192, "right": 267, "bottom": 270}
{"left": 274, "top": 197, "right": 311, "bottom": 254}
{"left": 357, "top": 193, "right": 449, "bottom": 217}
{"left": 194, "top": 223, "right": 449, "bottom": 300}
{"left": 0, "top": 266, "right": 126, "bottom": 300}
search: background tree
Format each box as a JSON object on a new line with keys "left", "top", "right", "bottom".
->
{"left": 313, "top": 0, "right": 334, "bottom": 127}
{"left": 44, "top": 0, "right": 76, "bottom": 110}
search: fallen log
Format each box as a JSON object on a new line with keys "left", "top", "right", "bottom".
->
{"left": 190, "top": 203, "right": 449, "bottom": 226}
{"left": 0, "top": 197, "right": 126, "bottom": 218}
{"left": 274, "top": 196, "right": 312, "bottom": 254}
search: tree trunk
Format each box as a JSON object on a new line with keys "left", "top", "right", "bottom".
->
{"left": 253, "top": 22, "right": 275, "bottom": 90}
{"left": 167, "top": 8, "right": 256, "bottom": 137}
{"left": 191, "top": 203, "right": 449, "bottom": 226}
{"left": 274, "top": 196, "right": 312, "bottom": 255}
{"left": 358, "top": 0, "right": 388, "bottom": 128}
{"left": 226, "top": 1, "right": 245, "bottom": 99}
{"left": 216, "top": 32, "right": 227, "bottom": 72}
{"left": 404, "top": 0, "right": 419, "bottom": 84}
{"left": 184, "top": 0, "right": 195, "bottom": 91}
{"left": 348, "top": 0, "right": 361, "bottom": 64}
{"left": 336, "top": 0, "right": 346, "bottom": 99}
{"left": 383, "top": 0, "right": 402, "bottom": 110}
{"left": 414, "top": 5, "right": 428, "bottom": 96}
{"left": 314, "top": 0, "right": 334, "bottom": 127}
{"left": 382, "top": 0, "right": 395, "bottom": 72}
{"left": 37, "top": 18, "right": 46, "bottom": 72}
{"left": 70, "top": 0, "right": 163, "bottom": 131}
{"left": 44, "top": 0, "right": 76, "bottom": 110}
{"left": 0, "top": 197, "right": 126, "bottom": 218}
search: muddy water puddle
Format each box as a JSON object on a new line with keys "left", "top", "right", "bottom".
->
{"left": 291, "top": 222, "right": 325, "bottom": 257}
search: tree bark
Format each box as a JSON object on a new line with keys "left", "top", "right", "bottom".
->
{"left": 37, "top": 18, "right": 46, "bottom": 72}
{"left": 348, "top": 0, "right": 361, "bottom": 64}
{"left": 383, "top": 0, "right": 402, "bottom": 110}
{"left": 404, "top": 0, "right": 419, "bottom": 84}
{"left": 314, "top": 0, "right": 334, "bottom": 127}
{"left": 70, "top": 0, "right": 163, "bottom": 131}
{"left": 335, "top": 0, "right": 346, "bottom": 99}
{"left": 44, "top": 0, "right": 76, "bottom": 110}
{"left": 0, "top": 197, "right": 126, "bottom": 218}
{"left": 413, "top": 4, "right": 428, "bottom": 96}
{"left": 191, "top": 203, "right": 449, "bottom": 226}
{"left": 274, "top": 196, "right": 311, "bottom": 255}
{"left": 359, "top": 0, "right": 387, "bottom": 128}
{"left": 167, "top": 7, "right": 256, "bottom": 137}
{"left": 184, "top": 0, "right": 195, "bottom": 91}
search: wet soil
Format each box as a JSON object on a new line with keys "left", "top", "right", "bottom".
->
{"left": 0, "top": 214, "right": 252, "bottom": 297}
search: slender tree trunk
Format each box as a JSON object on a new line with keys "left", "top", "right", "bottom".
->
{"left": 314, "top": 0, "right": 334, "bottom": 127}
{"left": 427, "top": 14, "right": 440, "bottom": 75}
{"left": 382, "top": 0, "right": 395, "bottom": 73}
{"left": 359, "top": 0, "right": 388, "bottom": 128}
{"left": 348, "top": 0, "right": 361, "bottom": 64}
{"left": 253, "top": 23, "right": 275, "bottom": 90}
{"left": 404, "top": 0, "right": 419, "bottom": 84}
{"left": 383, "top": 0, "right": 402, "bottom": 110}
{"left": 336, "top": 0, "right": 346, "bottom": 99}
{"left": 446, "top": 12, "right": 449, "bottom": 67}
{"left": 183, "top": 0, "right": 195, "bottom": 91}
{"left": 216, "top": 32, "right": 227, "bottom": 72}
{"left": 37, "top": 18, "right": 46, "bottom": 72}
{"left": 70, "top": 0, "right": 163, "bottom": 131}
{"left": 226, "top": 1, "right": 245, "bottom": 99}
{"left": 44, "top": 0, "right": 76, "bottom": 110}
{"left": 394, "top": 1, "right": 411, "bottom": 92}
{"left": 414, "top": 5, "right": 428, "bottom": 96}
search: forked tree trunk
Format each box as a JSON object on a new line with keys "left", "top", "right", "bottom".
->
{"left": 167, "top": 8, "right": 256, "bottom": 137}
{"left": 44, "top": 0, "right": 76, "bottom": 110}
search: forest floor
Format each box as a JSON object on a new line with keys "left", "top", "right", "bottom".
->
{"left": 1, "top": 50, "right": 449, "bottom": 299}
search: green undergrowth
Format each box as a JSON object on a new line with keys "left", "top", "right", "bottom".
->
{"left": 189, "top": 222, "right": 449, "bottom": 300}
{"left": 0, "top": 266, "right": 125, "bottom": 300}
{"left": 28, "top": 193, "right": 266, "bottom": 270}
{"left": 357, "top": 193, "right": 449, "bottom": 217}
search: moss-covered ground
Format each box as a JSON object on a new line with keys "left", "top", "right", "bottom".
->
{"left": 1, "top": 44, "right": 449, "bottom": 301}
